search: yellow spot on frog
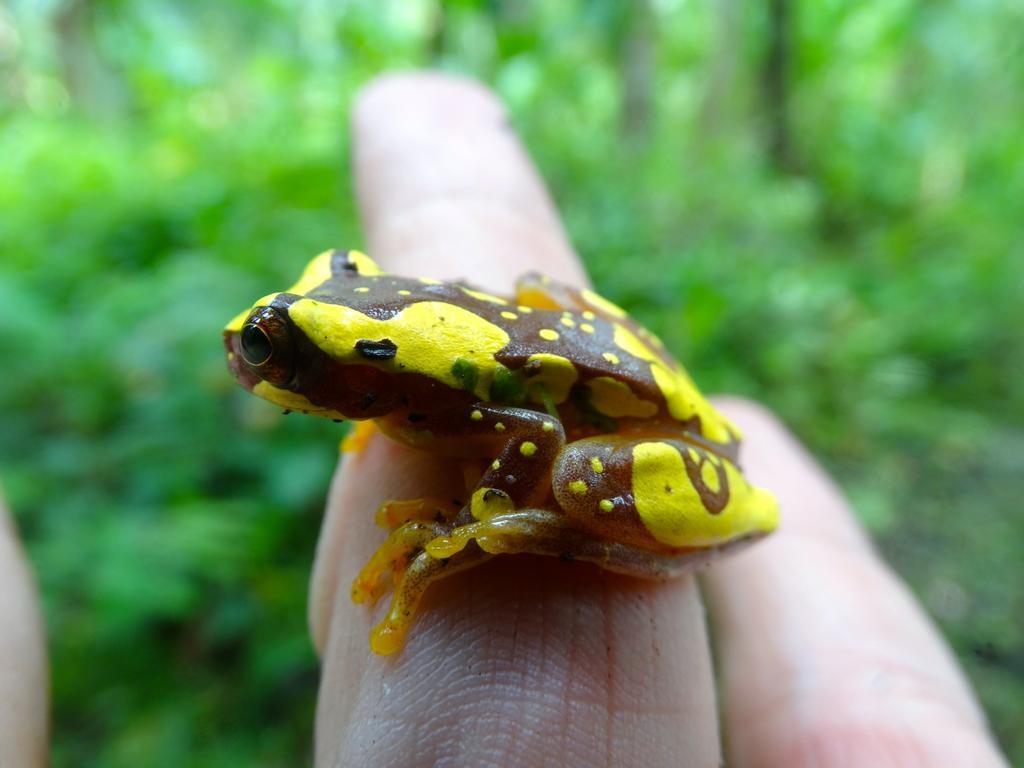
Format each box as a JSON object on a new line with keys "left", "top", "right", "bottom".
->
{"left": 501, "top": 311, "right": 518, "bottom": 320}
{"left": 590, "top": 457, "right": 604, "bottom": 474}
{"left": 470, "top": 487, "right": 514, "bottom": 521}
{"left": 471, "top": 409, "right": 483, "bottom": 421}
{"left": 419, "top": 277, "right": 441, "bottom": 285}
{"left": 582, "top": 310, "right": 596, "bottom": 321}
{"left": 542, "top": 421, "right": 554, "bottom": 432}
{"left": 539, "top": 329, "right": 560, "bottom": 341}
{"left": 560, "top": 316, "right": 576, "bottom": 329}
{"left": 599, "top": 499, "right": 614, "bottom": 513}
{"left": 517, "top": 306, "right": 533, "bottom": 314}
{"left": 632, "top": 442, "right": 779, "bottom": 546}
{"left": 491, "top": 459, "right": 501, "bottom": 470}
{"left": 398, "top": 289, "right": 411, "bottom": 296}
{"left": 495, "top": 422, "right": 506, "bottom": 432}
{"left": 701, "top": 460, "right": 721, "bottom": 493}
{"left": 587, "top": 377, "right": 658, "bottom": 419}
{"left": 355, "top": 287, "right": 370, "bottom": 293}
{"left": 580, "top": 323, "right": 595, "bottom": 334}
{"left": 569, "top": 480, "right": 587, "bottom": 495}
{"left": 520, "top": 442, "right": 537, "bottom": 457}
{"left": 287, "top": 299, "right": 510, "bottom": 401}
{"left": 461, "top": 287, "right": 509, "bottom": 306}
{"left": 602, "top": 352, "right": 620, "bottom": 365}
{"left": 582, "top": 288, "right": 627, "bottom": 318}
{"left": 525, "top": 353, "right": 578, "bottom": 405}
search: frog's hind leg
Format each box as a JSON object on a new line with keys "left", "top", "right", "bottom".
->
{"left": 425, "top": 507, "right": 740, "bottom": 579}
{"left": 425, "top": 508, "right": 570, "bottom": 560}
{"left": 370, "top": 545, "right": 490, "bottom": 655}
{"left": 366, "top": 507, "right": 761, "bottom": 655}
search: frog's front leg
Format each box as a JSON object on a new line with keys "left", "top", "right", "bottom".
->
{"left": 357, "top": 404, "right": 566, "bottom": 653}
{"left": 369, "top": 544, "right": 490, "bottom": 655}
{"left": 378, "top": 403, "right": 567, "bottom": 519}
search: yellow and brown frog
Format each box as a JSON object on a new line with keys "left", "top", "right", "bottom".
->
{"left": 224, "top": 250, "right": 779, "bottom": 654}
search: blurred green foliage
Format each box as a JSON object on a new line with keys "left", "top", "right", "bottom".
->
{"left": 1, "top": 1, "right": 1022, "bottom": 764}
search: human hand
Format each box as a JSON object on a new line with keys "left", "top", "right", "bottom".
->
{"left": 0, "top": 73, "right": 1009, "bottom": 768}
{"left": 305, "top": 74, "right": 1010, "bottom": 767}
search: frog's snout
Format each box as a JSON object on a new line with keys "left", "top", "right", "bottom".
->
{"left": 224, "top": 328, "right": 261, "bottom": 391}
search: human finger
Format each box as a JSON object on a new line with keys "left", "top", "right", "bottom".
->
{"left": 704, "top": 398, "right": 1009, "bottom": 767}
{"left": 308, "top": 73, "right": 721, "bottom": 768}
{"left": 0, "top": 495, "right": 49, "bottom": 767}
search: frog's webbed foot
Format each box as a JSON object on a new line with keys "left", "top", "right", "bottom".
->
{"left": 369, "top": 545, "right": 489, "bottom": 655}
{"left": 351, "top": 520, "right": 448, "bottom": 605}
{"left": 356, "top": 505, "right": 572, "bottom": 655}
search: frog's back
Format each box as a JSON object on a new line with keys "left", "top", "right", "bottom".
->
{"left": 252, "top": 249, "right": 738, "bottom": 453}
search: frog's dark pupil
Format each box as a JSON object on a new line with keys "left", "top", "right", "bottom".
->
{"left": 241, "top": 324, "right": 273, "bottom": 366}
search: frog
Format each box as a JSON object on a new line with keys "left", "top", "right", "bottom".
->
{"left": 224, "top": 249, "right": 779, "bottom": 655}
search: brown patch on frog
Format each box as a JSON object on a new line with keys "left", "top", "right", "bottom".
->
{"left": 681, "top": 450, "right": 730, "bottom": 514}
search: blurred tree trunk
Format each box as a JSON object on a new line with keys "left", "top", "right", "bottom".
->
{"left": 764, "top": 0, "right": 795, "bottom": 171}
{"left": 620, "top": 0, "right": 654, "bottom": 144}
{"left": 700, "top": 0, "right": 738, "bottom": 136}
{"left": 54, "top": 0, "right": 124, "bottom": 114}
{"left": 428, "top": 1, "right": 446, "bottom": 62}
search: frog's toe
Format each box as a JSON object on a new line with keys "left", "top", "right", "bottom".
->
{"left": 351, "top": 521, "right": 447, "bottom": 605}
{"left": 423, "top": 530, "right": 474, "bottom": 559}
{"left": 425, "top": 509, "right": 567, "bottom": 559}
{"left": 369, "top": 546, "right": 490, "bottom": 655}
{"left": 369, "top": 619, "right": 406, "bottom": 656}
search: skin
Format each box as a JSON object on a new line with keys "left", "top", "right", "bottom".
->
{"left": 0, "top": 73, "right": 1009, "bottom": 767}
{"left": 0, "top": 495, "right": 48, "bottom": 768}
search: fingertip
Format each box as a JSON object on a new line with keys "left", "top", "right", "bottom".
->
{"left": 351, "top": 70, "right": 583, "bottom": 288}
{"left": 353, "top": 71, "right": 507, "bottom": 134}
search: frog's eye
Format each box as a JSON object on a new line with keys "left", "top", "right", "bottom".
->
{"left": 241, "top": 324, "right": 273, "bottom": 366}
{"left": 239, "top": 306, "right": 295, "bottom": 386}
